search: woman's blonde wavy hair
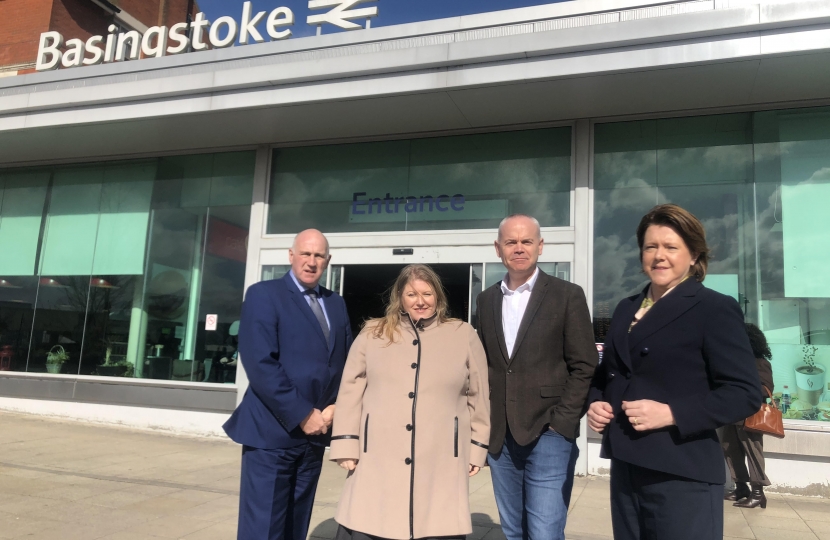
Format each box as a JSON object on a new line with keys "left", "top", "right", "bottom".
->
{"left": 368, "top": 264, "right": 457, "bottom": 343}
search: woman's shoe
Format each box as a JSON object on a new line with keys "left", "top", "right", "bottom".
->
{"left": 734, "top": 485, "right": 767, "bottom": 509}
{"left": 725, "top": 482, "right": 749, "bottom": 501}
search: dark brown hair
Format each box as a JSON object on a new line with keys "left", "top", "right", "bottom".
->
{"left": 636, "top": 204, "right": 709, "bottom": 281}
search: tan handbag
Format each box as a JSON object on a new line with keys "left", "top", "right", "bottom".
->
{"left": 743, "top": 386, "right": 785, "bottom": 439}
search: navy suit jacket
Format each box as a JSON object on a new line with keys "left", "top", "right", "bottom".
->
{"left": 223, "top": 274, "right": 353, "bottom": 449}
{"left": 588, "top": 279, "right": 762, "bottom": 484}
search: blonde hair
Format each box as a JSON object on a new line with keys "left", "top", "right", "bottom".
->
{"left": 369, "top": 264, "right": 457, "bottom": 343}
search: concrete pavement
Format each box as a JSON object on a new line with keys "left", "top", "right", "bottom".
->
{"left": 0, "top": 412, "right": 828, "bottom": 540}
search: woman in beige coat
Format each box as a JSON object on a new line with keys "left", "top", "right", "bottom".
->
{"left": 330, "top": 264, "right": 490, "bottom": 540}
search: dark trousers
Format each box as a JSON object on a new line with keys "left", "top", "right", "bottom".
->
{"left": 720, "top": 424, "right": 770, "bottom": 486}
{"left": 610, "top": 459, "right": 724, "bottom": 540}
{"left": 237, "top": 443, "right": 325, "bottom": 540}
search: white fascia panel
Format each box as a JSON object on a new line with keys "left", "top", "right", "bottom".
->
{"left": 761, "top": 26, "right": 830, "bottom": 54}
{"left": 213, "top": 44, "right": 452, "bottom": 88}
{"left": 760, "top": 0, "right": 830, "bottom": 24}
{"left": 8, "top": 36, "right": 766, "bottom": 133}
{"left": 20, "top": 96, "right": 215, "bottom": 130}
{"left": 0, "top": 93, "right": 31, "bottom": 114}
{"left": 444, "top": 35, "right": 763, "bottom": 88}
{"left": 447, "top": 6, "right": 760, "bottom": 62}
{"left": 209, "top": 71, "right": 452, "bottom": 111}
{"left": 25, "top": 72, "right": 219, "bottom": 110}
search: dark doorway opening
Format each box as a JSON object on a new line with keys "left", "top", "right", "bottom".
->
{"left": 342, "top": 264, "right": 470, "bottom": 337}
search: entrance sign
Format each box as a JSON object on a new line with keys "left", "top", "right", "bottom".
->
{"left": 35, "top": 0, "right": 378, "bottom": 71}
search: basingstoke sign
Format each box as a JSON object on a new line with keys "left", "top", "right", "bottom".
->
{"left": 36, "top": 0, "right": 379, "bottom": 71}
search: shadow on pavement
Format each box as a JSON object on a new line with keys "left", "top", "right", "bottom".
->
{"left": 310, "top": 513, "right": 502, "bottom": 539}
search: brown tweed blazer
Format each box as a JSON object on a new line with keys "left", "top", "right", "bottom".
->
{"left": 476, "top": 269, "right": 598, "bottom": 448}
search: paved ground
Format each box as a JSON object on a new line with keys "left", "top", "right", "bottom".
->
{"left": 0, "top": 413, "right": 828, "bottom": 540}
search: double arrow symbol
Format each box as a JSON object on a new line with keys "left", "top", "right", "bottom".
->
{"left": 307, "top": 0, "right": 379, "bottom": 30}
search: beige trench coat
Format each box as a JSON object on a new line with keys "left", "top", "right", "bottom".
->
{"left": 330, "top": 316, "right": 490, "bottom": 540}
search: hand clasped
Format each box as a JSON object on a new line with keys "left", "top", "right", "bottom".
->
{"left": 621, "top": 400, "right": 675, "bottom": 432}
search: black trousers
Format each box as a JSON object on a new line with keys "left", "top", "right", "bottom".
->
{"left": 610, "top": 459, "right": 724, "bottom": 540}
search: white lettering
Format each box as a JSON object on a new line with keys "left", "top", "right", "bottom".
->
{"left": 61, "top": 38, "right": 85, "bottom": 68}
{"left": 307, "top": 0, "right": 377, "bottom": 30}
{"left": 167, "top": 22, "right": 189, "bottom": 55}
{"left": 115, "top": 30, "right": 142, "bottom": 61}
{"left": 35, "top": 1, "right": 363, "bottom": 71}
{"left": 240, "top": 1, "right": 266, "bottom": 44}
{"left": 190, "top": 12, "right": 210, "bottom": 51}
{"left": 267, "top": 7, "right": 294, "bottom": 40}
{"left": 36, "top": 31, "right": 63, "bottom": 71}
{"left": 104, "top": 25, "right": 118, "bottom": 63}
{"left": 209, "top": 16, "right": 238, "bottom": 48}
{"left": 83, "top": 35, "right": 104, "bottom": 65}
{"left": 141, "top": 26, "right": 169, "bottom": 58}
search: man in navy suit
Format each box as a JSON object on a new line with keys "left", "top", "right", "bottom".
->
{"left": 224, "top": 229, "right": 352, "bottom": 540}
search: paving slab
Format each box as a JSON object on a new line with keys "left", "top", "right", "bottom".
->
{"left": 1, "top": 412, "right": 827, "bottom": 540}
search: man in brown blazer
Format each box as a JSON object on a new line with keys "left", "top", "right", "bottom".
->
{"left": 476, "top": 214, "right": 598, "bottom": 540}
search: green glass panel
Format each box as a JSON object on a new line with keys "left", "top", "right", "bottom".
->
{"left": 210, "top": 151, "right": 256, "bottom": 206}
{"left": 268, "top": 128, "right": 572, "bottom": 234}
{"left": 0, "top": 171, "right": 49, "bottom": 276}
{"left": 92, "top": 163, "right": 155, "bottom": 276}
{"left": 779, "top": 115, "right": 830, "bottom": 298}
{"left": 39, "top": 168, "right": 103, "bottom": 277}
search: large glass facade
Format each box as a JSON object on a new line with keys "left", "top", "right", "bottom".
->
{"left": 0, "top": 152, "right": 254, "bottom": 384}
{"left": 267, "top": 128, "right": 572, "bottom": 234}
{"left": 593, "top": 107, "right": 830, "bottom": 424}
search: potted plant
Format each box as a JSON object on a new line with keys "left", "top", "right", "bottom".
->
{"left": 45, "top": 345, "right": 69, "bottom": 374}
{"left": 96, "top": 342, "right": 133, "bottom": 377}
{"left": 795, "top": 345, "right": 825, "bottom": 407}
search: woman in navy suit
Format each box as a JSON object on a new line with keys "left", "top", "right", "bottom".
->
{"left": 587, "top": 204, "right": 762, "bottom": 540}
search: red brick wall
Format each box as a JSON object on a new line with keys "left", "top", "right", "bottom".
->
{"left": 2, "top": 0, "right": 201, "bottom": 71}
{"left": 49, "top": 0, "right": 112, "bottom": 45}
{"left": 0, "top": 0, "right": 54, "bottom": 67}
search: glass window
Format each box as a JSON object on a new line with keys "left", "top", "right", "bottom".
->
{"left": 0, "top": 151, "right": 255, "bottom": 383}
{"left": 593, "top": 108, "right": 830, "bottom": 425}
{"left": 267, "top": 128, "right": 572, "bottom": 234}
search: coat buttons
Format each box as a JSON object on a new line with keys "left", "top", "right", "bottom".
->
{"left": 412, "top": 340, "right": 419, "bottom": 346}
{"left": 408, "top": 392, "right": 415, "bottom": 398}
{"left": 405, "top": 458, "right": 412, "bottom": 465}
{"left": 610, "top": 373, "right": 616, "bottom": 379}
{"left": 508, "top": 370, "right": 513, "bottom": 374}
{"left": 406, "top": 424, "right": 413, "bottom": 431}
{"left": 641, "top": 348, "right": 649, "bottom": 356}
{"left": 411, "top": 363, "right": 417, "bottom": 369}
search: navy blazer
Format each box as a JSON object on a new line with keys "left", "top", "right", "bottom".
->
{"left": 588, "top": 279, "right": 762, "bottom": 484}
{"left": 223, "top": 274, "right": 353, "bottom": 449}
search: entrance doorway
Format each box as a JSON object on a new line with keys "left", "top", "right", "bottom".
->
{"left": 341, "top": 264, "right": 470, "bottom": 337}
{"left": 260, "top": 255, "right": 571, "bottom": 336}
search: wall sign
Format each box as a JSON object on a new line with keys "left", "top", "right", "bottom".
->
{"left": 35, "top": 0, "right": 378, "bottom": 71}
{"left": 348, "top": 191, "right": 509, "bottom": 223}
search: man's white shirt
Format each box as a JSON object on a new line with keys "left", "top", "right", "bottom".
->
{"left": 501, "top": 267, "right": 540, "bottom": 358}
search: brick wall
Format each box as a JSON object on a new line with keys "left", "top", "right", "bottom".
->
{"left": 2, "top": 0, "right": 202, "bottom": 72}
{"left": 49, "top": 0, "right": 111, "bottom": 44}
{"left": 0, "top": 0, "right": 54, "bottom": 68}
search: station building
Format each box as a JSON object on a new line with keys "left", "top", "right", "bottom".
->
{"left": 1, "top": 0, "right": 829, "bottom": 493}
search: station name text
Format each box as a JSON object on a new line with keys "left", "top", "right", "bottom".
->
{"left": 36, "top": 0, "right": 379, "bottom": 71}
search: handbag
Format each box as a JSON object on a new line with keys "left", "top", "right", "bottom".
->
{"left": 743, "top": 385, "right": 785, "bottom": 439}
